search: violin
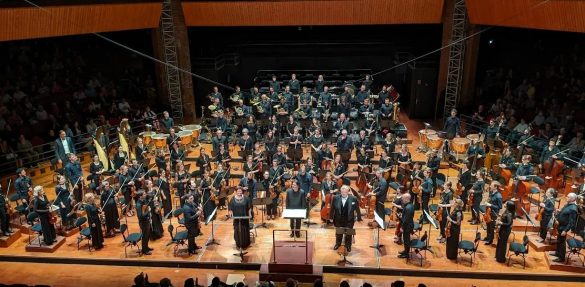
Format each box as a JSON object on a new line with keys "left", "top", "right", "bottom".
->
{"left": 484, "top": 206, "right": 492, "bottom": 224}
{"left": 445, "top": 220, "right": 452, "bottom": 238}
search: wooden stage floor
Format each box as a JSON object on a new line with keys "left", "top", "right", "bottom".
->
{"left": 1, "top": 114, "right": 583, "bottom": 284}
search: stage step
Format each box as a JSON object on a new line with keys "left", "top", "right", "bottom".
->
{"left": 545, "top": 252, "right": 585, "bottom": 273}
{"left": 527, "top": 233, "right": 556, "bottom": 252}
{"left": 0, "top": 229, "right": 22, "bottom": 247}
{"left": 25, "top": 235, "right": 66, "bottom": 253}
{"left": 11, "top": 220, "right": 33, "bottom": 235}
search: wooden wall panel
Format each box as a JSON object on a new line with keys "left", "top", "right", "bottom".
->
{"left": 467, "top": 0, "right": 585, "bottom": 33}
{"left": 182, "top": 0, "right": 444, "bottom": 26}
{"left": 0, "top": 3, "right": 162, "bottom": 41}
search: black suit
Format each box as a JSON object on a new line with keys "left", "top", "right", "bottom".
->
{"left": 54, "top": 137, "right": 76, "bottom": 163}
{"left": 330, "top": 195, "right": 361, "bottom": 249}
{"left": 401, "top": 202, "right": 415, "bottom": 254}
{"left": 183, "top": 202, "right": 201, "bottom": 253}
{"left": 555, "top": 203, "right": 578, "bottom": 260}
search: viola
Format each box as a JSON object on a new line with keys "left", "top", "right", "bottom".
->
{"left": 484, "top": 206, "right": 492, "bottom": 224}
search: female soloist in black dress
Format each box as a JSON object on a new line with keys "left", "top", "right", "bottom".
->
{"left": 446, "top": 199, "right": 464, "bottom": 260}
{"left": 100, "top": 181, "right": 120, "bottom": 237}
{"left": 229, "top": 188, "right": 252, "bottom": 249}
{"left": 149, "top": 195, "right": 164, "bottom": 240}
{"left": 495, "top": 201, "right": 515, "bottom": 263}
{"left": 84, "top": 193, "right": 104, "bottom": 249}
{"left": 32, "top": 186, "right": 56, "bottom": 245}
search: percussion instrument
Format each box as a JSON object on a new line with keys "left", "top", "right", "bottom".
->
{"left": 139, "top": 131, "right": 156, "bottom": 145}
{"left": 466, "top": 133, "right": 483, "bottom": 143}
{"left": 450, "top": 137, "right": 470, "bottom": 154}
{"left": 153, "top": 134, "right": 168, "bottom": 149}
{"left": 181, "top": 124, "right": 202, "bottom": 142}
{"left": 418, "top": 129, "right": 436, "bottom": 146}
{"left": 427, "top": 134, "right": 443, "bottom": 150}
{"left": 178, "top": 130, "right": 192, "bottom": 146}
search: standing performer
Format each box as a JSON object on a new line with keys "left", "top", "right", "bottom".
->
{"left": 155, "top": 169, "right": 172, "bottom": 218}
{"left": 469, "top": 172, "right": 485, "bottom": 225}
{"left": 118, "top": 165, "right": 134, "bottom": 216}
{"left": 286, "top": 181, "right": 309, "bottom": 238}
{"left": 0, "top": 183, "right": 13, "bottom": 236}
{"left": 437, "top": 182, "right": 453, "bottom": 243}
{"left": 169, "top": 142, "right": 185, "bottom": 172}
{"left": 135, "top": 191, "right": 153, "bottom": 255}
{"left": 64, "top": 153, "right": 83, "bottom": 203}
{"left": 54, "top": 130, "right": 76, "bottom": 166}
{"left": 367, "top": 169, "right": 389, "bottom": 226}
{"left": 147, "top": 187, "right": 164, "bottom": 240}
{"left": 88, "top": 154, "right": 105, "bottom": 192}
{"left": 229, "top": 188, "right": 253, "bottom": 249}
{"left": 174, "top": 163, "right": 190, "bottom": 208}
{"left": 32, "top": 186, "right": 56, "bottom": 245}
{"left": 84, "top": 193, "right": 104, "bottom": 250}
{"left": 495, "top": 201, "right": 515, "bottom": 263}
{"left": 550, "top": 193, "right": 579, "bottom": 263}
{"left": 54, "top": 175, "right": 73, "bottom": 229}
{"left": 445, "top": 199, "right": 464, "bottom": 260}
{"left": 15, "top": 168, "right": 32, "bottom": 207}
{"left": 330, "top": 185, "right": 362, "bottom": 252}
{"left": 135, "top": 137, "right": 148, "bottom": 162}
{"left": 419, "top": 169, "right": 433, "bottom": 223}
{"left": 100, "top": 181, "right": 120, "bottom": 237}
{"left": 398, "top": 193, "right": 414, "bottom": 258}
{"left": 200, "top": 172, "right": 217, "bottom": 221}
{"left": 336, "top": 130, "right": 353, "bottom": 165}
{"left": 537, "top": 188, "right": 556, "bottom": 243}
{"left": 155, "top": 149, "right": 167, "bottom": 173}
{"left": 196, "top": 147, "right": 212, "bottom": 175}
{"left": 443, "top": 109, "right": 460, "bottom": 139}
{"left": 483, "top": 182, "right": 503, "bottom": 245}
{"left": 113, "top": 145, "right": 128, "bottom": 171}
{"left": 458, "top": 164, "right": 473, "bottom": 210}
{"left": 183, "top": 193, "right": 202, "bottom": 255}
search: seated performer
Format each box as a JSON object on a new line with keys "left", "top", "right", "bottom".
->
{"left": 330, "top": 185, "right": 362, "bottom": 252}
{"left": 228, "top": 187, "right": 253, "bottom": 250}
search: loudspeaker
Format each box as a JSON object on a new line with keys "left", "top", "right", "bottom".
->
{"left": 408, "top": 68, "right": 437, "bottom": 119}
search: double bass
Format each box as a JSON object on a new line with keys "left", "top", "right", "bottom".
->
{"left": 542, "top": 136, "right": 565, "bottom": 190}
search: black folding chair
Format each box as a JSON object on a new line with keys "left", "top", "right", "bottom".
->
{"left": 120, "top": 223, "right": 142, "bottom": 257}
{"left": 457, "top": 231, "right": 481, "bottom": 266}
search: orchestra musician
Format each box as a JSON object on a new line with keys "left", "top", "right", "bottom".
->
{"left": 320, "top": 172, "right": 338, "bottom": 212}
{"left": 169, "top": 142, "right": 185, "bottom": 172}
{"left": 239, "top": 172, "right": 257, "bottom": 202}
{"left": 196, "top": 147, "right": 212, "bottom": 175}
{"left": 174, "top": 162, "right": 190, "bottom": 208}
{"left": 239, "top": 128, "right": 255, "bottom": 159}
{"left": 317, "top": 143, "right": 334, "bottom": 170}
{"left": 484, "top": 119, "right": 499, "bottom": 145}
{"left": 100, "top": 181, "right": 120, "bottom": 237}
{"left": 537, "top": 188, "right": 556, "bottom": 243}
{"left": 135, "top": 137, "right": 147, "bottom": 162}
{"left": 483, "top": 182, "right": 503, "bottom": 245}
{"left": 54, "top": 175, "right": 73, "bottom": 229}
{"left": 286, "top": 180, "right": 309, "bottom": 238}
{"left": 167, "top": 128, "right": 179, "bottom": 147}
{"left": 288, "top": 126, "right": 303, "bottom": 163}
{"left": 330, "top": 185, "right": 362, "bottom": 252}
{"left": 155, "top": 169, "right": 172, "bottom": 217}
{"left": 84, "top": 193, "right": 104, "bottom": 250}
{"left": 199, "top": 172, "right": 216, "bottom": 222}
{"left": 495, "top": 201, "right": 515, "bottom": 263}
{"left": 264, "top": 130, "right": 278, "bottom": 162}
{"left": 212, "top": 129, "right": 228, "bottom": 158}
{"left": 319, "top": 86, "right": 331, "bottom": 107}
{"left": 64, "top": 153, "right": 83, "bottom": 202}
{"left": 334, "top": 114, "right": 350, "bottom": 136}
{"left": 426, "top": 150, "right": 441, "bottom": 195}
{"left": 398, "top": 193, "right": 415, "bottom": 258}
{"left": 145, "top": 182, "right": 164, "bottom": 240}
{"left": 135, "top": 191, "right": 153, "bottom": 255}
{"left": 228, "top": 187, "right": 253, "bottom": 249}
{"left": 32, "top": 186, "right": 57, "bottom": 245}
{"left": 262, "top": 171, "right": 278, "bottom": 220}
{"left": 467, "top": 140, "right": 485, "bottom": 173}
{"left": 332, "top": 154, "right": 349, "bottom": 186}
{"left": 215, "top": 143, "right": 231, "bottom": 170}
{"left": 458, "top": 164, "right": 473, "bottom": 210}
{"left": 15, "top": 167, "right": 32, "bottom": 207}
{"left": 113, "top": 145, "right": 128, "bottom": 171}
{"left": 54, "top": 130, "right": 76, "bottom": 167}
{"left": 161, "top": 111, "right": 174, "bottom": 132}
{"left": 183, "top": 192, "right": 202, "bottom": 255}
{"left": 382, "top": 133, "right": 397, "bottom": 156}
{"left": 336, "top": 129, "right": 353, "bottom": 165}
{"left": 469, "top": 171, "right": 485, "bottom": 225}
{"left": 0, "top": 183, "right": 13, "bottom": 236}
{"left": 437, "top": 182, "right": 453, "bottom": 243}
{"left": 443, "top": 109, "right": 460, "bottom": 139}
{"left": 444, "top": 198, "right": 464, "bottom": 260}
{"left": 288, "top": 74, "right": 300, "bottom": 94}
{"left": 155, "top": 149, "right": 167, "bottom": 173}
{"left": 419, "top": 169, "right": 433, "bottom": 223}
{"left": 380, "top": 97, "right": 393, "bottom": 119}
{"left": 309, "top": 128, "right": 324, "bottom": 161}
{"left": 355, "top": 130, "right": 372, "bottom": 158}
{"left": 397, "top": 144, "right": 412, "bottom": 169}
{"left": 213, "top": 164, "right": 229, "bottom": 210}
{"left": 88, "top": 154, "right": 105, "bottom": 192}
{"left": 550, "top": 193, "right": 579, "bottom": 263}
{"left": 367, "top": 169, "right": 389, "bottom": 225}
{"left": 118, "top": 165, "right": 134, "bottom": 216}
{"left": 513, "top": 155, "right": 534, "bottom": 196}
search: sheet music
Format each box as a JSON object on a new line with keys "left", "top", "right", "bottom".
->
{"left": 282, "top": 208, "right": 307, "bottom": 219}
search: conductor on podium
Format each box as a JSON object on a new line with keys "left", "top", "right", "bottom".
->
{"left": 331, "top": 185, "right": 362, "bottom": 252}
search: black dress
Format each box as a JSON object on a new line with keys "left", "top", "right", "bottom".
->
{"left": 85, "top": 203, "right": 104, "bottom": 249}
{"left": 54, "top": 184, "right": 73, "bottom": 228}
{"left": 149, "top": 201, "right": 164, "bottom": 240}
{"left": 200, "top": 179, "right": 217, "bottom": 221}
{"left": 446, "top": 209, "right": 463, "bottom": 260}
{"left": 89, "top": 161, "right": 104, "bottom": 191}
{"left": 33, "top": 196, "right": 56, "bottom": 245}
{"left": 100, "top": 188, "right": 120, "bottom": 234}
{"left": 495, "top": 211, "right": 513, "bottom": 263}
{"left": 156, "top": 178, "right": 173, "bottom": 218}
{"left": 175, "top": 171, "right": 189, "bottom": 208}
{"left": 229, "top": 196, "right": 251, "bottom": 249}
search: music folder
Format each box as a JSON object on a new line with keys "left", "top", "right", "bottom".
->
{"left": 282, "top": 208, "right": 307, "bottom": 219}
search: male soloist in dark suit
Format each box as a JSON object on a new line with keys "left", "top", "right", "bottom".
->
{"left": 399, "top": 193, "right": 415, "bottom": 258}
{"left": 54, "top": 130, "right": 76, "bottom": 165}
{"left": 330, "top": 185, "right": 362, "bottom": 252}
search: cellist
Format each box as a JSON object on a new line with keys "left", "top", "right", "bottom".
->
{"left": 539, "top": 138, "right": 562, "bottom": 181}
{"left": 483, "top": 181, "right": 502, "bottom": 245}
{"left": 320, "top": 172, "right": 338, "bottom": 223}
{"left": 513, "top": 155, "right": 534, "bottom": 196}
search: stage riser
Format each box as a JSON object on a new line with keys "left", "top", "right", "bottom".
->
{"left": 545, "top": 253, "right": 585, "bottom": 273}
{"left": 25, "top": 236, "right": 66, "bottom": 253}
{"left": 527, "top": 234, "right": 556, "bottom": 252}
{"left": 11, "top": 221, "right": 33, "bottom": 235}
{"left": 0, "top": 229, "right": 22, "bottom": 247}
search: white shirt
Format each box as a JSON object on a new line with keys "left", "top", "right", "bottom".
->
{"left": 61, "top": 138, "right": 71, "bottom": 154}
{"left": 341, "top": 196, "right": 348, "bottom": 207}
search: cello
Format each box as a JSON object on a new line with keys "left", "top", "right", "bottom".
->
{"left": 542, "top": 136, "right": 566, "bottom": 190}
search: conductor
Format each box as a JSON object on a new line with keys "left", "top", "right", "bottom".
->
{"left": 330, "top": 185, "right": 362, "bottom": 252}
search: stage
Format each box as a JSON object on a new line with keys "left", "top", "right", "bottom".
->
{"left": 1, "top": 114, "right": 584, "bottom": 284}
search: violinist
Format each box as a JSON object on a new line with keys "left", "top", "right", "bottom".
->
{"left": 458, "top": 164, "right": 473, "bottom": 210}
{"left": 419, "top": 169, "right": 433, "bottom": 223}
{"left": 238, "top": 128, "right": 254, "bottom": 159}
{"left": 129, "top": 159, "right": 146, "bottom": 190}
{"left": 469, "top": 171, "right": 485, "bottom": 225}
{"left": 229, "top": 187, "right": 253, "bottom": 249}
{"left": 495, "top": 201, "right": 515, "bottom": 263}
{"left": 154, "top": 149, "right": 167, "bottom": 173}
{"left": 118, "top": 165, "right": 134, "bottom": 216}
{"left": 113, "top": 145, "right": 128, "bottom": 171}
{"left": 200, "top": 172, "right": 216, "bottom": 220}
{"left": 155, "top": 169, "right": 172, "bottom": 217}
{"left": 174, "top": 162, "right": 190, "bottom": 208}
{"left": 331, "top": 185, "right": 362, "bottom": 253}
{"left": 537, "top": 188, "right": 556, "bottom": 243}
{"left": 0, "top": 183, "right": 13, "bottom": 236}
{"left": 135, "top": 137, "right": 148, "bottom": 162}
{"left": 243, "top": 155, "right": 258, "bottom": 176}
{"left": 263, "top": 171, "right": 278, "bottom": 220}
{"left": 169, "top": 142, "right": 185, "bottom": 172}
{"left": 100, "top": 181, "right": 120, "bottom": 237}
{"left": 32, "top": 186, "right": 57, "bottom": 245}
{"left": 239, "top": 172, "right": 257, "bottom": 203}
{"left": 483, "top": 182, "right": 503, "bottom": 245}
{"left": 445, "top": 199, "right": 464, "bottom": 260}
{"left": 273, "top": 145, "right": 287, "bottom": 167}
{"left": 15, "top": 168, "right": 32, "bottom": 207}
{"left": 166, "top": 128, "right": 179, "bottom": 147}
{"left": 64, "top": 153, "right": 83, "bottom": 202}
{"left": 367, "top": 169, "right": 389, "bottom": 225}
{"left": 304, "top": 157, "right": 318, "bottom": 177}
{"left": 196, "top": 147, "right": 211, "bottom": 175}
{"left": 213, "top": 165, "right": 229, "bottom": 209}
{"left": 215, "top": 143, "right": 231, "bottom": 169}
{"left": 252, "top": 142, "right": 265, "bottom": 169}
{"left": 84, "top": 193, "right": 104, "bottom": 250}
{"left": 89, "top": 154, "right": 105, "bottom": 192}
{"left": 382, "top": 133, "right": 397, "bottom": 155}
{"left": 54, "top": 175, "right": 73, "bottom": 229}
{"left": 145, "top": 182, "right": 164, "bottom": 240}
{"left": 437, "top": 182, "right": 453, "bottom": 243}
{"left": 408, "top": 162, "right": 423, "bottom": 208}
{"left": 135, "top": 191, "right": 153, "bottom": 255}
{"left": 550, "top": 193, "right": 579, "bottom": 263}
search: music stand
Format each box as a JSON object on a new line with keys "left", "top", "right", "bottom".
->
{"left": 205, "top": 207, "right": 220, "bottom": 246}
{"left": 336, "top": 227, "right": 356, "bottom": 265}
{"left": 422, "top": 210, "right": 439, "bottom": 254}
{"left": 370, "top": 209, "right": 386, "bottom": 250}
{"left": 253, "top": 195, "right": 272, "bottom": 229}
{"left": 232, "top": 215, "right": 251, "bottom": 261}
{"left": 304, "top": 183, "right": 321, "bottom": 227}
{"left": 283, "top": 208, "right": 307, "bottom": 242}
